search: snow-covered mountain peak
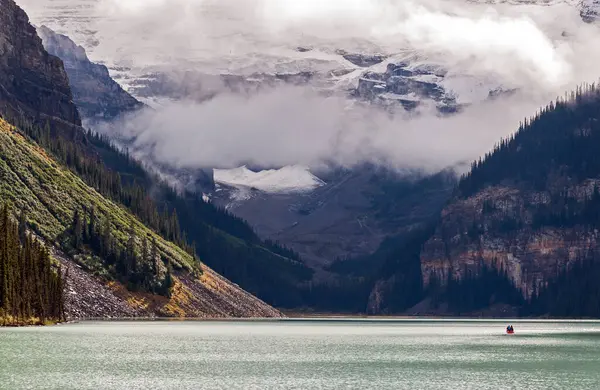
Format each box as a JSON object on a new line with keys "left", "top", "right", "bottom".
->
{"left": 20, "top": 0, "right": 593, "bottom": 107}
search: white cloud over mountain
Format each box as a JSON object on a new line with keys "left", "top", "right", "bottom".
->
{"left": 18, "top": 0, "right": 600, "bottom": 172}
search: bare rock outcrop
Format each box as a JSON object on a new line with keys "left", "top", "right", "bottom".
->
{"left": 37, "top": 26, "right": 144, "bottom": 121}
{"left": 0, "top": 0, "right": 81, "bottom": 126}
{"left": 420, "top": 185, "right": 600, "bottom": 297}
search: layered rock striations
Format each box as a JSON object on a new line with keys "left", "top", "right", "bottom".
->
{"left": 420, "top": 185, "right": 600, "bottom": 297}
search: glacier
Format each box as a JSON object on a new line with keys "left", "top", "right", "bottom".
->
{"left": 214, "top": 165, "right": 325, "bottom": 194}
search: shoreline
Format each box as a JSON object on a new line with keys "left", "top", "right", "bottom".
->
{"left": 16, "top": 316, "right": 600, "bottom": 325}
{"left": 5, "top": 312, "right": 600, "bottom": 327}
{"left": 0, "top": 317, "right": 63, "bottom": 327}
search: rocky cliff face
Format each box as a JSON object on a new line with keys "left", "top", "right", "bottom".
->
{"left": 37, "top": 25, "right": 144, "bottom": 121}
{"left": 33, "top": 27, "right": 215, "bottom": 192}
{"left": 410, "top": 85, "right": 600, "bottom": 315}
{"left": 421, "top": 182, "right": 600, "bottom": 297}
{"left": 579, "top": 0, "right": 600, "bottom": 22}
{"left": 0, "top": 0, "right": 80, "bottom": 126}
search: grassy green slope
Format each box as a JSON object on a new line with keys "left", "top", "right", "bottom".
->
{"left": 0, "top": 117, "right": 195, "bottom": 274}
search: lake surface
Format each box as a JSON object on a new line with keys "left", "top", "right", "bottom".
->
{"left": 1, "top": 319, "right": 600, "bottom": 389}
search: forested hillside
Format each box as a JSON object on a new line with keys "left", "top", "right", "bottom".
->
{"left": 8, "top": 112, "right": 313, "bottom": 307}
{"left": 413, "top": 83, "right": 600, "bottom": 317}
{"left": 6, "top": 112, "right": 313, "bottom": 305}
{"left": 0, "top": 114, "right": 283, "bottom": 319}
{"left": 269, "top": 84, "right": 600, "bottom": 316}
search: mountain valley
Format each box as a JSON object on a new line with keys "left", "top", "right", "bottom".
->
{"left": 3, "top": 0, "right": 600, "bottom": 318}
{"left": 0, "top": 0, "right": 300, "bottom": 321}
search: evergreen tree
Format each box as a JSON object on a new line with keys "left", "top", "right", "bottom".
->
{"left": 88, "top": 206, "right": 96, "bottom": 249}
{"left": 18, "top": 210, "right": 26, "bottom": 245}
{"left": 162, "top": 260, "right": 174, "bottom": 298}
{"left": 126, "top": 223, "right": 137, "bottom": 279}
{"left": 0, "top": 203, "right": 65, "bottom": 325}
{"left": 71, "top": 209, "right": 83, "bottom": 250}
{"left": 150, "top": 237, "right": 159, "bottom": 276}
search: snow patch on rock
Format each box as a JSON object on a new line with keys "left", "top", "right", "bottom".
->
{"left": 214, "top": 165, "right": 325, "bottom": 193}
{"left": 579, "top": 0, "right": 600, "bottom": 21}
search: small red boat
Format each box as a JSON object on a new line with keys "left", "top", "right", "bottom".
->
{"left": 506, "top": 329, "right": 514, "bottom": 334}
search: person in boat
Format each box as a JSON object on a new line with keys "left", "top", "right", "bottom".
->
{"left": 507, "top": 325, "right": 514, "bottom": 332}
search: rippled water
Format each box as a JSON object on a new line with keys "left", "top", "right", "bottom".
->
{"left": 1, "top": 319, "right": 600, "bottom": 389}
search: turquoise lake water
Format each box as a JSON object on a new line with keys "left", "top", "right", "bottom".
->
{"left": 1, "top": 319, "right": 600, "bottom": 389}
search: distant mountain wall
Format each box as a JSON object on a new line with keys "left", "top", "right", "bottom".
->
{"left": 37, "top": 25, "right": 144, "bottom": 121}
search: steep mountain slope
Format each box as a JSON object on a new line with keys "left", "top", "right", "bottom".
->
{"left": 349, "top": 84, "right": 600, "bottom": 317}
{"left": 32, "top": 26, "right": 217, "bottom": 195}
{"left": 37, "top": 25, "right": 144, "bottom": 121}
{"left": 214, "top": 168, "right": 455, "bottom": 269}
{"left": 0, "top": 116, "right": 281, "bottom": 318}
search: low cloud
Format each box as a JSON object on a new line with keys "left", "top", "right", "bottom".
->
{"left": 105, "top": 86, "right": 543, "bottom": 173}
{"left": 21, "top": 0, "right": 600, "bottom": 173}
{"left": 85, "top": 0, "right": 588, "bottom": 85}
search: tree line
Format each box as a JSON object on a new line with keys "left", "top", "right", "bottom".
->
{"left": 427, "top": 259, "right": 524, "bottom": 314}
{"left": 459, "top": 82, "right": 600, "bottom": 198}
{"left": 527, "top": 256, "right": 600, "bottom": 317}
{"left": 0, "top": 203, "right": 64, "bottom": 324}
